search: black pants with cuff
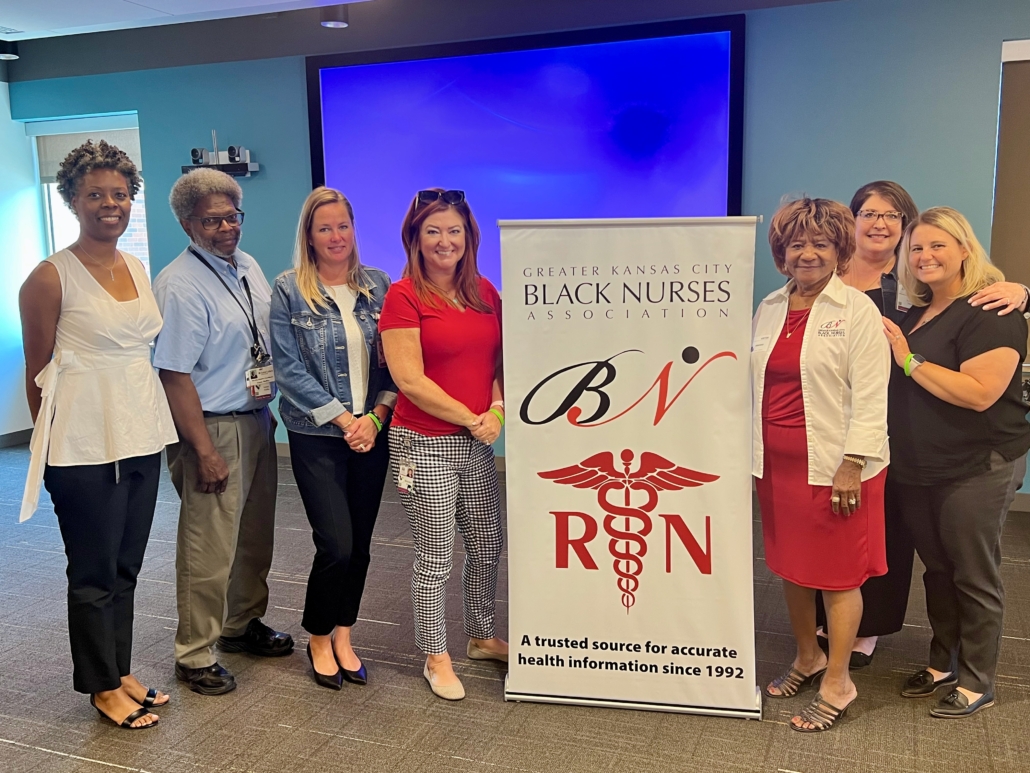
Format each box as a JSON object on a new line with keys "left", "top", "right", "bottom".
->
{"left": 287, "top": 429, "right": 390, "bottom": 636}
{"left": 897, "top": 451, "right": 1026, "bottom": 695}
{"left": 43, "top": 452, "right": 161, "bottom": 694}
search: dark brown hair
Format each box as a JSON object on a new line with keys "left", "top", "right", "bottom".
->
{"left": 768, "top": 197, "right": 856, "bottom": 276}
{"left": 399, "top": 188, "right": 490, "bottom": 312}
{"left": 849, "top": 180, "right": 919, "bottom": 256}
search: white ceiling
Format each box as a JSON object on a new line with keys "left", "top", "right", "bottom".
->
{"left": 0, "top": 0, "right": 371, "bottom": 41}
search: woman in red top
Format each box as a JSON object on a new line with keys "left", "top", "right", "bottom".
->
{"left": 380, "top": 189, "right": 507, "bottom": 701}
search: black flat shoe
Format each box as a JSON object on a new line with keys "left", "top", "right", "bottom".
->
{"left": 340, "top": 662, "right": 367, "bottom": 686}
{"left": 90, "top": 695, "right": 159, "bottom": 730}
{"left": 849, "top": 650, "right": 874, "bottom": 669}
{"left": 175, "top": 662, "right": 236, "bottom": 696}
{"left": 930, "top": 689, "right": 995, "bottom": 718}
{"left": 307, "top": 644, "right": 343, "bottom": 690}
{"left": 901, "top": 669, "right": 957, "bottom": 698}
{"left": 218, "top": 618, "right": 294, "bottom": 657}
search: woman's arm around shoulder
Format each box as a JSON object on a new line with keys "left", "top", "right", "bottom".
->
{"left": 19, "top": 261, "right": 62, "bottom": 422}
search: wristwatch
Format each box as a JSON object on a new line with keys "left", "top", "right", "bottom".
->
{"left": 905, "top": 353, "right": 926, "bottom": 377}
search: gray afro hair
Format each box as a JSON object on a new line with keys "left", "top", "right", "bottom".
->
{"left": 169, "top": 168, "right": 243, "bottom": 220}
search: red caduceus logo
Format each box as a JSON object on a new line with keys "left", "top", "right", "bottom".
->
{"left": 539, "top": 450, "right": 718, "bottom": 612}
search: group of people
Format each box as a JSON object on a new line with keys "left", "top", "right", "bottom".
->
{"left": 752, "top": 183, "right": 1029, "bottom": 731}
{"left": 19, "top": 140, "right": 507, "bottom": 730}
{"left": 17, "top": 139, "right": 1027, "bottom": 735}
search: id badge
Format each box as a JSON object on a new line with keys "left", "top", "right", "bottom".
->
{"left": 896, "top": 283, "right": 913, "bottom": 313}
{"left": 397, "top": 460, "right": 416, "bottom": 494}
{"left": 245, "top": 363, "right": 275, "bottom": 399}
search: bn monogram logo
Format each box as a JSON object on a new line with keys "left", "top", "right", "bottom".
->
{"left": 539, "top": 450, "right": 718, "bottom": 612}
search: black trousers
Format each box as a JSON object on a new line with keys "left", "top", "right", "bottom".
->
{"left": 288, "top": 429, "right": 390, "bottom": 635}
{"left": 897, "top": 452, "right": 1025, "bottom": 695}
{"left": 816, "top": 476, "right": 914, "bottom": 638}
{"left": 43, "top": 453, "right": 161, "bottom": 694}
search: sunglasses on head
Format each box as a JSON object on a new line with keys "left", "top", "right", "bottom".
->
{"left": 416, "top": 189, "right": 466, "bottom": 207}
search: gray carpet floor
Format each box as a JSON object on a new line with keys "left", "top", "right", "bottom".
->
{"left": 0, "top": 445, "right": 1028, "bottom": 773}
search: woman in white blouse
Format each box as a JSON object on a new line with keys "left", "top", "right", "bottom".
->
{"left": 19, "top": 141, "right": 178, "bottom": 729}
{"left": 269, "top": 187, "right": 396, "bottom": 690}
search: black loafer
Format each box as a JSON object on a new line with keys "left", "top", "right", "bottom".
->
{"left": 175, "top": 662, "right": 237, "bottom": 695}
{"left": 901, "top": 669, "right": 957, "bottom": 698}
{"left": 218, "top": 618, "right": 294, "bottom": 657}
{"left": 930, "top": 689, "right": 995, "bottom": 718}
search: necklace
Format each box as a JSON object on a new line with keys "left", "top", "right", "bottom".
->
{"left": 77, "top": 244, "right": 118, "bottom": 281}
{"left": 785, "top": 308, "right": 811, "bottom": 338}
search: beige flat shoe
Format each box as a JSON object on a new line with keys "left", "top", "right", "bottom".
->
{"left": 423, "top": 662, "right": 465, "bottom": 701}
{"left": 467, "top": 640, "right": 508, "bottom": 663}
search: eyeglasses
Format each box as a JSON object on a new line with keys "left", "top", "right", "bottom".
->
{"left": 856, "top": 209, "right": 903, "bottom": 223}
{"left": 416, "top": 190, "right": 465, "bottom": 207}
{"left": 190, "top": 211, "right": 245, "bottom": 231}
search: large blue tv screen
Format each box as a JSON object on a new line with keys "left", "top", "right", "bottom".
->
{"left": 316, "top": 26, "right": 737, "bottom": 285}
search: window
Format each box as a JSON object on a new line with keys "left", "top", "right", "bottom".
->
{"left": 33, "top": 123, "right": 151, "bottom": 275}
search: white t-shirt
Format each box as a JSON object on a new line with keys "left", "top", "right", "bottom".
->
{"left": 326, "top": 283, "right": 370, "bottom": 415}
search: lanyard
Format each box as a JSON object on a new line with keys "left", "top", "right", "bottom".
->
{"left": 189, "top": 247, "right": 268, "bottom": 362}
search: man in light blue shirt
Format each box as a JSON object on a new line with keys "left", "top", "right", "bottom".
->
{"left": 155, "top": 169, "right": 293, "bottom": 696}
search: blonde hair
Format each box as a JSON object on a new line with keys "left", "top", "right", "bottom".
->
{"left": 898, "top": 206, "right": 1004, "bottom": 307}
{"left": 292, "top": 187, "right": 370, "bottom": 313}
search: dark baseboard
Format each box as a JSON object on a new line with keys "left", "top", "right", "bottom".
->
{"left": 0, "top": 429, "right": 31, "bottom": 448}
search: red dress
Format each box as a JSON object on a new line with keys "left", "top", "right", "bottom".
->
{"left": 755, "top": 310, "right": 887, "bottom": 590}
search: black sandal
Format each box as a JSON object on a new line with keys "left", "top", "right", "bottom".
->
{"left": 790, "top": 692, "right": 854, "bottom": 732}
{"left": 139, "top": 687, "right": 169, "bottom": 710}
{"left": 764, "top": 666, "right": 826, "bottom": 699}
{"left": 90, "top": 695, "right": 159, "bottom": 730}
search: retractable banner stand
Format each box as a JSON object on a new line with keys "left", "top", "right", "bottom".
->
{"left": 500, "top": 217, "right": 759, "bottom": 718}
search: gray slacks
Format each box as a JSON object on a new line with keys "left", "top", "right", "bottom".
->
{"left": 168, "top": 409, "right": 278, "bottom": 669}
{"left": 897, "top": 451, "right": 1025, "bottom": 694}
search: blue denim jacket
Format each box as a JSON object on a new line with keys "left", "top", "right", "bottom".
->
{"left": 270, "top": 267, "right": 397, "bottom": 437}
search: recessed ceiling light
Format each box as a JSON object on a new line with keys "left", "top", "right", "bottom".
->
{"left": 0, "top": 41, "right": 19, "bottom": 61}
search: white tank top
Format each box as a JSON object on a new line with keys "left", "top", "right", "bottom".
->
{"left": 20, "top": 250, "right": 179, "bottom": 521}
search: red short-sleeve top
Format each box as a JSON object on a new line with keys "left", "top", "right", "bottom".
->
{"left": 379, "top": 276, "right": 501, "bottom": 436}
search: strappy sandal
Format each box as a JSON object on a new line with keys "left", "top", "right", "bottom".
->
{"left": 138, "top": 687, "right": 169, "bottom": 710}
{"left": 764, "top": 666, "right": 826, "bottom": 698}
{"left": 90, "top": 695, "right": 159, "bottom": 730}
{"left": 790, "top": 692, "right": 854, "bottom": 732}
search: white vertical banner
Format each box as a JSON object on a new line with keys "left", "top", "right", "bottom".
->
{"left": 500, "top": 217, "right": 759, "bottom": 718}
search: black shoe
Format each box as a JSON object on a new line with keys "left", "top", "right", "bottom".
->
{"left": 175, "top": 662, "right": 237, "bottom": 696}
{"left": 901, "top": 669, "right": 957, "bottom": 698}
{"left": 307, "top": 644, "right": 343, "bottom": 691}
{"left": 218, "top": 618, "right": 294, "bottom": 657}
{"left": 930, "top": 689, "right": 995, "bottom": 718}
{"left": 340, "top": 662, "right": 367, "bottom": 686}
{"left": 849, "top": 649, "right": 874, "bottom": 669}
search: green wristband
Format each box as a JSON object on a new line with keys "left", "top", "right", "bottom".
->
{"left": 489, "top": 407, "right": 505, "bottom": 427}
{"left": 904, "top": 353, "right": 914, "bottom": 377}
{"left": 368, "top": 412, "right": 383, "bottom": 432}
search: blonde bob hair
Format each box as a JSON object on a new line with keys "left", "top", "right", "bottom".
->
{"left": 293, "top": 187, "right": 370, "bottom": 313}
{"left": 898, "top": 206, "right": 1004, "bottom": 307}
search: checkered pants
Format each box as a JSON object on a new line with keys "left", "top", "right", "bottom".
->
{"left": 390, "top": 426, "right": 503, "bottom": 655}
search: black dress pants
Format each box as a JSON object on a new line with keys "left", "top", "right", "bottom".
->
{"left": 43, "top": 453, "right": 161, "bottom": 694}
{"left": 287, "top": 429, "right": 390, "bottom": 635}
{"left": 816, "top": 476, "right": 915, "bottom": 637}
{"left": 897, "top": 451, "right": 1025, "bottom": 695}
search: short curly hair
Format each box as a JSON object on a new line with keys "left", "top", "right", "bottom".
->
{"left": 169, "top": 168, "right": 242, "bottom": 221}
{"left": 768, "top": 197, "right": 856, "bottom": 277}
{"left": 55, "top": 140, "right": 142, "bottom": 209}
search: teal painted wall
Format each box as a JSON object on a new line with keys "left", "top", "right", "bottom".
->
{"left": 0, "top": 83, "right": 46, "bottom": 437}
{"left": 8, "top": 0, "right": 1030, "bottom": 455}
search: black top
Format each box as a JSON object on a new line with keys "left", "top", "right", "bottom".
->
{"left": 888, "top": 294, "right": 1030, "bottom": 485}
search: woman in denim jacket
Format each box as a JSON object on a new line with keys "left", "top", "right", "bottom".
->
{"left": 270, "top": 187, "right": 397, "bottom": 690}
